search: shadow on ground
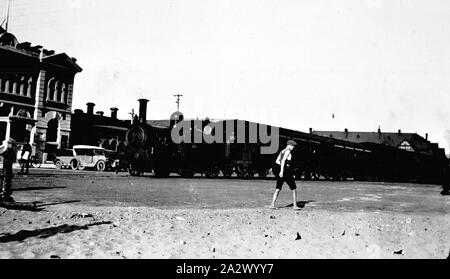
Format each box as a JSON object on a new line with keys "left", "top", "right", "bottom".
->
{"left": 283, "top": 200, "right": 315, "bottom": 208}
{"left": 0, "top": 221, "right": 112, "bottom": 243}
{"left": 35, "top": 200, "right": 81, "bottom": 208}
{"left": 14, "top": 187, "right": 66, "bottom": 192}
{"left": 0, "top": 200, "right": 80, "bottom": 212}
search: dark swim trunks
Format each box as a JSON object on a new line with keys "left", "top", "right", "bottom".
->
{"left": 274, "top": 164, "right": 297, "bottom": 190}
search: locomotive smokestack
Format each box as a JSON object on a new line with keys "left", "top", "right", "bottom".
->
{"left": 86, "top": 102, "right": 95, "bottom": 115}
{"left": 138, "top": 98, "right": 149, "bottom": 124}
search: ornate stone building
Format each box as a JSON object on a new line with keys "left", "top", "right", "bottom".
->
{"left": 0, "top": 27, "right": 82, "bottom": 160}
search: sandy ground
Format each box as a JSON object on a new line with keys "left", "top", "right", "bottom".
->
{"left": 0, "top": 169, "right": 449, "bottom": 259}
{"left": 1, "top": 204, "right": 449, "bottom": 259}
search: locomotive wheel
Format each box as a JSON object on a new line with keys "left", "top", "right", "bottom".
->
{"left": 222, "top": 169, "right": 233, "bottom": 178}
{"left": 236, "top": 164, "right": 250, "bottom": 178}
{"left": 205, "top": 166, "right": 220, "bottom": 178}
{"left": 312, "top": 172, "right": 320, "bottom": 180}
{"left": 245, "top": 171, "right": 254, "bottom": 179}
{"left": 181, "top": 168, "right": 194, "bottom": 178}
{"left": 258, "top": 170, "right": 268, "bottom": 178}
{"left": 154, "top": 166, "right": 170, "bottom": 178}
{"left": 128, "top": 164, "right": 139, "bottom": 176}
{"left": 221, "top": 165, "right": 233, "bottom": 178}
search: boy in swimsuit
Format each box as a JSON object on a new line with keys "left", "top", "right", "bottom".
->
{"left": 270, "top": 140, "right": 300, "bottom": 210}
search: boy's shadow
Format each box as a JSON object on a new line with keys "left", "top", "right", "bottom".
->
{"left": 283, "top": 200, "right": 315, "bottom": 209}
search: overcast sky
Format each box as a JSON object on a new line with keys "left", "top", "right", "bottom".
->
{"left": 2, "top": 0, "right": 450, "bottom": 154}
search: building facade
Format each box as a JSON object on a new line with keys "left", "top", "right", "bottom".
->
{"left": 0, "top": 27, "right": 82, "bottom": 160}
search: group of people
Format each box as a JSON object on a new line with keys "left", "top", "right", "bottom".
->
{"left": 0, "top": 141, "right": 32, "bottom": 203}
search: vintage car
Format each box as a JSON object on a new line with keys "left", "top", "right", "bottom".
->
{"left": 54, "top": 145, "right": 107, "bottom": 171}
{"left": 53, "top": 148, "right": 76, "bottom": 170}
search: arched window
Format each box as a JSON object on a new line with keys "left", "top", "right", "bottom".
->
{"left": 17, "top": 109, "right": 31, "bottom": 118}
{"left": 7, "top": 77, "right": 13, "bottom": 93}
{"left": 27, "top": 77, "right": 33, "bottom": 97}
{"left": 20, "top": 76, "right": 26, "bottom": 95}
{"left": 4, "top": 79, "right": 10, "bottom": 93}
{"left": 47, "top": 78, "right": 55, "bottom": 101}
{"left": 12, "top": 74, "right": 19, "bottom": 94}
{"left": 61, "top": 83, "right": 67, "bottom": 103}
{"left": 54, "top": 81, "right": 60, "bottom": 101}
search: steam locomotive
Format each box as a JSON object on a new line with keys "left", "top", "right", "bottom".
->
{"left": 124, "top": 99, "right": 448, "bottom": 183}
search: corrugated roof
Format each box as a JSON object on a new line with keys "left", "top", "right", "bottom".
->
{"left": 312, "top": 130, "right": 440, "bottom": 155}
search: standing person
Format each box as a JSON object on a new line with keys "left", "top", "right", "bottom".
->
{"left": 270, "top": 140, "right": 301, "bottom": 210}
{"left": 19, "top": 140, "right": 32, "bottom": 175}
{"left": 0, "top": 142, "right": 17, "bottom": 202}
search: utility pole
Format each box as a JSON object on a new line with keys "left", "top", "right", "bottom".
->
{"left": 174, "top": 94, "right": 183, "bottom": 111}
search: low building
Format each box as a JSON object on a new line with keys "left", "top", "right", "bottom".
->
{"left": 311, "top": 128, "right": 446, "bottom": 157}
{"left": 70, "top": 103, "right": 129, "bottom": 152}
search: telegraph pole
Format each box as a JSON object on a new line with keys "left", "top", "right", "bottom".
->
{"left": 174, "top": 94, "right": 183, "bottom": 111}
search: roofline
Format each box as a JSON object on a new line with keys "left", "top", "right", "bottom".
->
{"left": 0, "top": 45, "right": 82, "bottom": 72}
{"left": 313, "top": 130, "right": 418, "bottom": 135}
{"left": 42, "top": 53, "right": 82, "bottom": 72}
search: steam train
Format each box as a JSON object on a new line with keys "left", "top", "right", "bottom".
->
{"left": 124, "top": 99, "right": 448, "bottom": 184}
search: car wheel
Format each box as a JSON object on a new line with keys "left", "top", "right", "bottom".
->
{"left": 96, "top": 161, "right": 106, "bottom": 172}
{"left": 70, "top": 159, "right": 79, "bottom": 170}
{"left": 55, "top": 160, "right": 62, "bottom": 170}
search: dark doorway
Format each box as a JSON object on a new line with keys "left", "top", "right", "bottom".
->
{"left": 46, "top": 118, "right": 58, "bottom": 143}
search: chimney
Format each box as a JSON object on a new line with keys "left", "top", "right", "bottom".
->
{"left": 426, "top": 133, "right": 428, "bottom": 141}
{"left": 344, "top": 128, "right": 348, "bottom": 138}
{"left": 86, "top": 102, "right": 95, "bottom": 115}
{"left": 398, "top": 129, "right": 401, "bottom": 134}
{"left": 138, "top": 98, "right": 149, "bottom": 123}
{"left": 110, "top": 107, "right": 118, "bottom": 119}
{"left": 96, "top": 111, "right": 104, "bottom": 117}
{"left": 309, "top": 128, "right": 313, "bottom": 134}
